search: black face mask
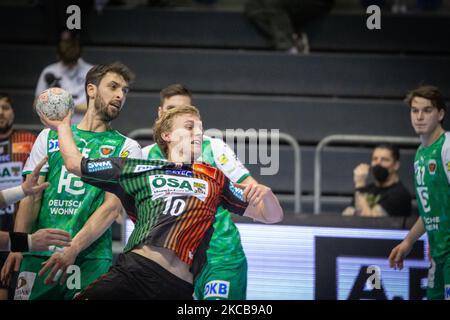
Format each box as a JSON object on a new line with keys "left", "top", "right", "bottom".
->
{"left": 372, "top": 165, "right": 389, "bottom": 183}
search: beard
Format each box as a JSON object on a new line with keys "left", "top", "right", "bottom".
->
{"left": 94, "top": 93, "right": 121, "bottom": 122}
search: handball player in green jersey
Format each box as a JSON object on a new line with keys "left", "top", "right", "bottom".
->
{"left": 389, "top": 85, "right": 450, "bottom": 300}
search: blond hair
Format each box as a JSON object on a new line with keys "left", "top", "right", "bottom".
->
{"left": 153, "top": 105, "right": 201, "bottom": 157}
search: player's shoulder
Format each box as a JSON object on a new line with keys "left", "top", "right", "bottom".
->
{"left": 444, "top": 131, "right": 450, "bottom": 141}
{"left": 142, "top": 143, "right": 157, "bottom": 153}
{"left": 78, "top": 59, "right": 94, "bottom": 73}
{"left": 111, "top": 130, "right": 139, "bottom": 144}
{"left": 36, "top": 127, "right": 51, "bottom": 138}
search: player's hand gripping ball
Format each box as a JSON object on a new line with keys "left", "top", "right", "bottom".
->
{"left": 35, "top": 87, "right": 74, "bottom": 121}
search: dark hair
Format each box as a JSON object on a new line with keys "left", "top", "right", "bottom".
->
{"left": 405, "top": 85, "right": 447, "bottom": 112}
{"left": 160, "top": 84, "right": 192, "bottom": 105}
{"left": 84, "top": 62, "right": 135, "bottom": 104}
{"left": 57, "top": 36, "right": 81, "bottom": 66}
{"left": 374, "top": 143, "right": 400, "bottom": 162}
{"left": 0, "top": 93, "right": 12, "bottom": 105}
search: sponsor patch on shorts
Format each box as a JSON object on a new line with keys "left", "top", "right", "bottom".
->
{"left": 204, "top": 280, "right": 230, "bottom": 299}
{"left": 14, "top": 271, "right": 36, "bottom": 300}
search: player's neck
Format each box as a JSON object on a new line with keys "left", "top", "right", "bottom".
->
{"left": 77, "top": 108, "right": 112, "bottom": 132}
{"left": 421, "top": 126, "right": 444, "bottom": 147}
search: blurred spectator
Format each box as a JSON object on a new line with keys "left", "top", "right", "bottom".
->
{"left": 342, "top": 144, "right": 412, "bottom": 217}
{"left": 0, "top": 93, "right": 36, "bottom": 300}
{"left": 35, "top": 31, "right": 93, "bottom": 124}
{"left": 245, "top": 0, "right": 334, "bottom": 54}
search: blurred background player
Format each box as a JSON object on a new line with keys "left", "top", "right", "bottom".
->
{"left": 0, "top": 93, "right": 37, "bottom": 300}
{"left": 40, "top": 105, "right": 283, "bottom": 299}
{"left": 142, "top": 84, "right": 257, "bottom": 300}
{"left": 342, "top": 143, "right": 412, "bottom": 217}
{"left": 35, "top": 31, "right": 93, "bottom": 124}
{"left": 389, "top": 85, "right": 450, "bottom": 300}
{"left": 1, "top": 62, "right": 141, "bottom": 300}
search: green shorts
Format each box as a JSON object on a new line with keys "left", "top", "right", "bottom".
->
{"left": 194, "top": 255, "right": 247, "bottom": 300}
{"left": 426, "top": 257, "right": 450, "bottom": 300}
{"left": 14, "top": 255, "right": 111, "bottom": 300}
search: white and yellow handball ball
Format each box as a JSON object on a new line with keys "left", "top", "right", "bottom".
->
{"left": 35, "top": 87, "right": 75, "bottom": 120}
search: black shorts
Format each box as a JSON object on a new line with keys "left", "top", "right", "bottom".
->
{"left": 76, "top": 252, "right": 193, "bottom": 300}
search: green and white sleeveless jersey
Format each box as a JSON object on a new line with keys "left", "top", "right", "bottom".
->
{"left": 414, "top": 132, "right": 450, "bottom": 263}
{"left": 142, "top": 135, "right": 250, "bottom": 261}
{"left": 22, "top": 125, "right": 142, "bottom": 260}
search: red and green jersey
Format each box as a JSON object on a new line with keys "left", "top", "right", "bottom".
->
{"left": 414, "top": 132, "right": 450, "bottom": 262}
{"left": 142, "top": 136, "right": 250, "bottom": 263}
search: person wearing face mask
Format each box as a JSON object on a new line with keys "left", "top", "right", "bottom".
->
{"left": 342, "top": 144, "right": 412, "bottom": 217}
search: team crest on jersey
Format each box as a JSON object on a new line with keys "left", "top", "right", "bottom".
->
{"left": 99, "top": 145, "right": 115, "bottom": 157}
{"left": 149, "top": 174, "right": 209, "bottom": 201}
{"left": 428, "top": 159, "right": 437, "bottom": 175}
